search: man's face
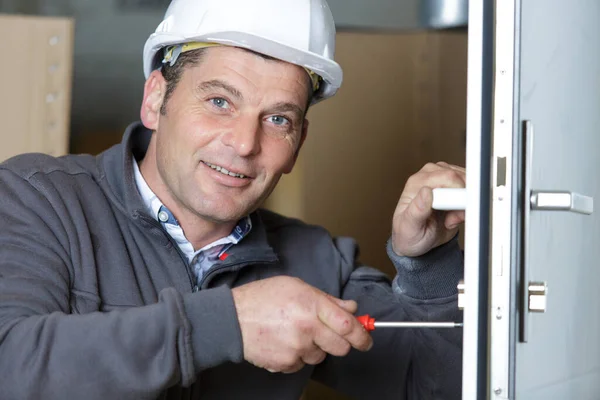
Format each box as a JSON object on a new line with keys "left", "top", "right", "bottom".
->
{"left": 142, "top": 46, "right": 311, "bottom": 224}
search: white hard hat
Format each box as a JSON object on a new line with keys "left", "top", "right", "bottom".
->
{"left": 143, "top": 0, "right": 343, "bottom": 104}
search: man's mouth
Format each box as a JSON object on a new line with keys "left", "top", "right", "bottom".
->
{"left": 202, "top": 161, "right": 248, "bottom": 179}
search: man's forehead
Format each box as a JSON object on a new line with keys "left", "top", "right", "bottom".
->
{"left": 189, "top": 46, "right": 312, "bottom": 104}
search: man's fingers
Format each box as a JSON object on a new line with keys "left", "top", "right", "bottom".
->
{"left": 422, "top": 161, "right": 466, "bottom": 174}
{"left": 426, "top": 170, "right": 466, "bottom": 188}
{"left": 235, "top": 277, "right": 373, "bottom": 375}
{"left": 444, "top": 210, "right": 465, "bottom": 229}
{"left": 398, "top": 164, "right": 465, "bottom": 216}
{"left": 337, "top": 320, "right": 373, "bottom": 352}
{"left": 317, "top": 300, "right": 373, "bottom": 352}
{"left": 393, "top": 161, "right": 466, "bottom": 257}
{"left": 313, "top": 325, "right": 352, "bottom": 357}
{"left": 401, "top": 186, "right": 434, "bottom": 231}
{"left": 435, "top": 161, "right": 466, "bottom": 173}
{"left": 402, "top": 171, "right": 464, "bottom": 209}
{"left": 301, "top": 346, "right": 327, "bottom": 365}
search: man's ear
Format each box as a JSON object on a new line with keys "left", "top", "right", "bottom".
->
{"left": 140, "top": 70, "right": 166, "bottom": 130}
{"left": 283, "top": 119, "right": 309, "bottom": 174}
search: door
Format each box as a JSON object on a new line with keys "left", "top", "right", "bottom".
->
{"left": 461, "top": 0, "right": 600, "bottom": 398}
{"left": 510, "top": 0, "right": 600, "bottom": 398}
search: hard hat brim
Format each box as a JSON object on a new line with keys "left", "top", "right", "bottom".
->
{"left": 144, "top": 31, "right": 343, "bottom": 103}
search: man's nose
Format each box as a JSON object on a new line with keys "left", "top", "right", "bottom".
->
{"left": 221, "top": 115, "right": 261, "bottom": 157}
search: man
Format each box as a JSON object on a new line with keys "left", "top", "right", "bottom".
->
{"left": 0, "top": 0, "right": 466, "bottom": 399}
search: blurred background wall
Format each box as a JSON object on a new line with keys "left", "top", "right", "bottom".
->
{"left": 0, "top": 0, "right": 466, "bottom": 152}
{"left": 0, "top": 1, "right": 467, "bottom": 399}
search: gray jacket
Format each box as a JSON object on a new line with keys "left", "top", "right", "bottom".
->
{"left": 0, "top": 122, "right": 464, "bottom": 400}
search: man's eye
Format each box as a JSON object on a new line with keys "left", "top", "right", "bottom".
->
{"left": 267, "top": 115, "right": 290, "bottom": 126}
{"left": 210, "top": 98, "right": 230, "bottom": 109}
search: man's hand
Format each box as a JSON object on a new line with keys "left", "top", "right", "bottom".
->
{"left": 231, "top": 276, "right": 372, "bottom": 373}
{"left": 392, "top": 162, "right": 466, "bottom": 257}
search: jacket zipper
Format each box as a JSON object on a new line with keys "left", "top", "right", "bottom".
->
{"left": 199, "top": 258, "right": 278, "bottom": 289}
{"left": 141, "top": 215, "right": 197, "bottom": 291}
{"left": 139, "top": 214, "right": 278, "bottom": 292}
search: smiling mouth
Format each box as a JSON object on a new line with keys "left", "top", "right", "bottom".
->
{"left": 202, "top": 161, "right": 248, "bottom": 179}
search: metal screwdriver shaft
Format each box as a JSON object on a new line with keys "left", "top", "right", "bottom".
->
{"left": 356, "top": 315, "right": 463, "bottom": 331}
{"left": 374, "top": 321, "right": 463, "bottom": 328}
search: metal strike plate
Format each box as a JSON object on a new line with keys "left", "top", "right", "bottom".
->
{"left": 528, "top": 282, "right": 547, "bottom": 313}
{"left": 457, "top": 280, "right": 465, "bottom": 310}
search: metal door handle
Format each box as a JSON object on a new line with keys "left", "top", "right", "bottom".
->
{"left": 431, "top": 187, "right": 595, "bottom": 214}
{"left": 530, "top": 190, "right": 593, "bottom": 215}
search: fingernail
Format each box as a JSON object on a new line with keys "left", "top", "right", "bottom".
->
{"left": 367, "top": 341, "right": 374, "bottom": 351}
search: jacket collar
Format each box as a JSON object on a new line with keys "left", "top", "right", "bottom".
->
{"left": 97, "top": 121, "right": 278, "bottom": 263}
{"left": 97, "top": 122, "right": 149, "bottom": 218}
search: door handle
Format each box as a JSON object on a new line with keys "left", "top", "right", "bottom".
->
{"left": 432, "top": 186, "right": 594, "bottom": 214}
{"left": 432, "top": 188, "right": 467, "bottom": 210}
{"left": 530, "top": 190, "right": 593, "bottom": 215}
{"left": 519, "top": 120, "right": 594, "bottom": 343}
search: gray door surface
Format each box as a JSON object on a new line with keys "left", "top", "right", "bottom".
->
{"left": 485, "top": 0, "right": 600, "bottom": 399}
{"left": 512, "top": 0, "right": 600, "bottom": 398}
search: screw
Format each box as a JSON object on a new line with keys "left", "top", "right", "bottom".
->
{"left": 494, "top": 387, "right": 502, "bottom": 395}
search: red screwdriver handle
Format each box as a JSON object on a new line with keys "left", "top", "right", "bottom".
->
{"left": 356, "top": 315, "right": 375, "bottom": 332}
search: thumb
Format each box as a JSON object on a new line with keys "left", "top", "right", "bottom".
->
{"left": 402, "top": 187, "right": 434, "bottom": 232}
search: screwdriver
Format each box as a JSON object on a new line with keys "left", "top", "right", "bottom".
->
{"left": 356, "top": 315, "right": 463, "bottom": 331}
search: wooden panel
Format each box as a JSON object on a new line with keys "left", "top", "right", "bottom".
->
{"left": 0, "top": 14, "right": 74, "bottom": 161}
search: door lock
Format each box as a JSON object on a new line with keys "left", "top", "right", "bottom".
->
{"left": 528, "top": 282, "right": 547, "bottom": 312}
